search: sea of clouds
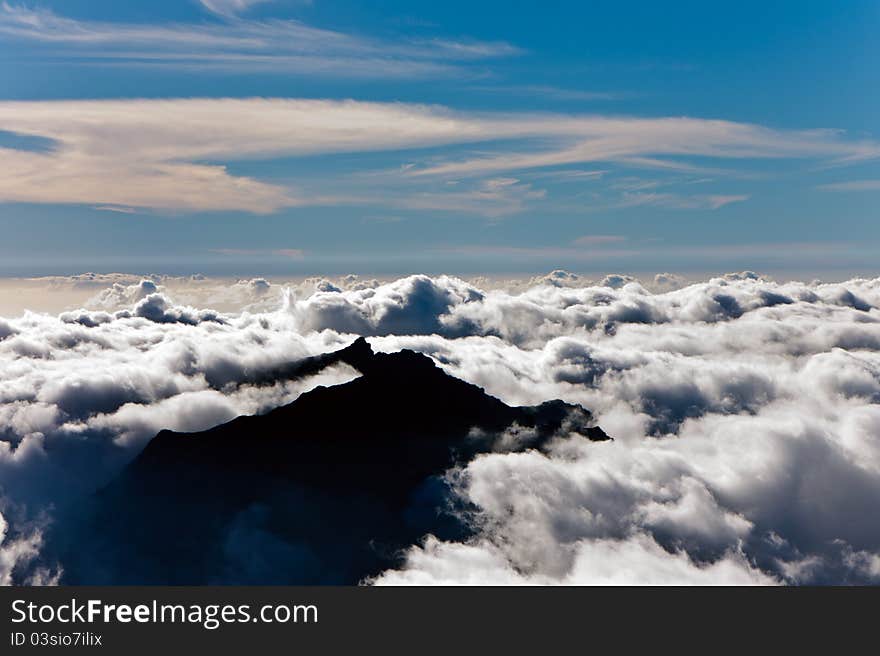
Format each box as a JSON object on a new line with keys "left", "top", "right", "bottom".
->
{"left": 1, "top": 270, "right": 879, "bottom": 585}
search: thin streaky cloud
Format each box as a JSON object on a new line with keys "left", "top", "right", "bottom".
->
{"left": 522, "top": 169, "right": 607, "bottom": 182}
{"left": 705, "top": 194, "right": 750, "bottom": 209}
{"left": 210, "top": 248, "right": 305, "bottom": 258}
{"left": 613, "top": 157, "right": 736, "bottom": 175}
{"left": 93, "top": 205, "right": 138, "bottom": 214}
{"left": 467, "top": 84, "right": 620, "bottom": 101}
{"left": 616, "top": 192, "right": 749, "bottom": 210}
{"left": 611, "top": 178, "right": 663, "bottom": 191}
{"left": 285, "top": 178, "right": 549, "bottom": 218}
{"left": 199, "top": 0, "right": 276, "bottom": 18}
{"left": 74, "top": 52, "right": 461, "bottom": 79}
{"left": 274, "top": 248, "right": 306, "bottom": 258}
{"left": 419, "top": 38, "right": 524, "bottom": 58}
{"left": 0, "top": 98, "right": 874, "bottom": 213}
{"left": 0, "top": 3, "right": 516, "bottom": 77}
{"left": 818, "top": 179, "right": 880, "bottom": 192}
{"left": 572, "top": 235, "right": 628, "bottom": 246}
{"left": 387, "top": 178, "right": 546, "bottom": 218}
{"left": 436, "top": 245, "right": 640, "bottom": 259}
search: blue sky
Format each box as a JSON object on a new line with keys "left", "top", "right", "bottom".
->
{"left": 0, "top": 0, "right": 878, "bottom": 276}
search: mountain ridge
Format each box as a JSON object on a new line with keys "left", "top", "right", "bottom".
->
{"left": 60, "top": 337, "right": 609, "bottom": 584}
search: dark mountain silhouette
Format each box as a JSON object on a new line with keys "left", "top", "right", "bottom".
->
{"left": 60, "top": 338, "right": 609, "bottom": 584}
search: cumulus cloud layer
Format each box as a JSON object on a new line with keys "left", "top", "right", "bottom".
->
{"left": 1, "top": 271, "right": 879, "bottom": 584}
{"left": 0, "top": 281, "right": 362, "bottom": 583}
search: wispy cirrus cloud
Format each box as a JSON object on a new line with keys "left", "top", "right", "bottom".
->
{"left": 210, "top": 248, "right": 305, "bottom": 258}
{"left": 93, "top": 205, "right": 138, "bottom": 214}
{"left": 0, "top": 3, "right": 517, "bottom": 78}
{"left": 522, "top": 169, "right": 607, "bottom": 182}
{"left": 0, "top": 98, "right": 875, "bottom": 214}
{"left": 572, "top": 235, "right": 628, "bottom": 246}
{"left": 818, "top": 179, "right": 880, "bottom": 192}
{"left": 617, "top": 192, "right": 750, "bottom": 210}
{"left": 198, "top": 0, "right": 277, "bottom": 18}
{"left": 387, "top": 177, "right": 546, "bottom": 218}
{"left": 467, "top": 84, "right": 622, "bottom": 101}
{"left": 409, "top": 120, "right": 880, "bottom": 179}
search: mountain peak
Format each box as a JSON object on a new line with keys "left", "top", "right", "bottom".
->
{"left": 334, "top": 335, "right": 375, "bottom": 370}
{"left": 61, "top": 340, "right": 609, "bottom": 585}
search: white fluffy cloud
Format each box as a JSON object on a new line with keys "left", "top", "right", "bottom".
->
{"left": 283, "top": 272, "right": 880, "bottom": 583}
{"left": 0, "top": 288, "right": 364, "bottom": 583}
{"left": 373, "top": 534, "right": 776, "bottom": 586}
{"left": 1, "top": 271, "right": 879, "bottom": 584}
